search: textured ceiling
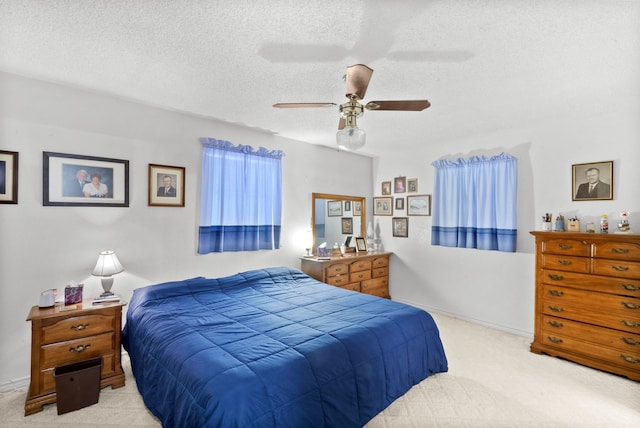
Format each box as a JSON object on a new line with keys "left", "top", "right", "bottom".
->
{"left": 1, "top": 1, "right": 638, "bottom": 157}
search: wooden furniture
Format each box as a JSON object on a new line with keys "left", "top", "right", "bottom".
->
{"left": 300, "top": 252, "right": 391, "bottom": 298}
{"left": 530, "top": 231, "right": 640, "bottom": 381}
{"left": 25, "top": 300, "right": 127, "bottom": 415}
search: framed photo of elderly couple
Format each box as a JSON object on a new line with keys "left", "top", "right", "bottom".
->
{"left": 43, "top": 152, "right": 129, "bottom": 207}
{"left": 0, "top": 150, "right": 19, "bottom": 204}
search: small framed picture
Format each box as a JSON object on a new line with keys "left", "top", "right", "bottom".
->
{"left": 0, "top": 150, "right": 19, "bottom": 204}
{"left": 149, "top": 164, "right": 185, "bottom": 207}
{"left": 327, "top": 200, "right": 342, "bottom": 216}
{"left": 353, "top": 201, "right": 362, "bottom": 216}
{"left": 381, "top": 181, "right": 391, "bottom": 195}
{"left": 341, "top": 217, "right": 353, "bottom": 234}
{"left": 407, "top": 178, "right": 418, "bottom": 193}
{"left": 394, "top": 176, "right": 406, "bottom": 193}
{"left": 355, "top": 236, "right": 367, "bottom": 253}
{"left": 43, "top": 151, "right": 129, "bottom": 207}
{"left": 395, "top": 197, "right": 404, "bottom": 210}
{"left": 344, "top": 200, "right": 351, "bottom": 212}
{"left": 373, "top": 196, "right": 393, "bottom": 216}
{"left": 407, "top": 194, "right": 431, "bottom": 216}
{"left": 392, "top": 217, "right": 409, "bottom": 237}
{"left": 572, "top": 161, "right": 613, "bottom": 201}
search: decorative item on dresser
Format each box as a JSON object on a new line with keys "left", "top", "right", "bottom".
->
{"left": 24, "top": 300, "right": 127, "bottom": 415}
{"left": 530, "top": 231, "right": 640, "bottom": 381}
{"left": 300, "top": 252, "right": 391, "bottom": 298}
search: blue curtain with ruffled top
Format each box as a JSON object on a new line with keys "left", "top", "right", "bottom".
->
{"left": 198, "top": 138, "right": 284, "bottom": 253}
{"left": 431, "top": 152, "right": 517, "bottom": 252}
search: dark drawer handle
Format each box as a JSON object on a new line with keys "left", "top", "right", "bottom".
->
{"left": 335, "top": 267, "right": 344, "bottom": 272}
{"left": 620, "top": 355, "right": 640, "bottom": 364}
{"left": 558, "top": 244, "right": 572, "bottom": 250}
{"left": 71, "top": 323, "right": 89, "bottom": 331}
{"left": 622, "top": 337, "right": 640, "bottom": 346}
{"left": 621, "top": 320, "right": 640, "bottom": 328}
{"left": 621, "top": 302, "right": 640, "bottom": 310}
{"left": 548, "top": 290, "right": 564, "bottom": 297}
{"left": 621, "top": 283, "right": 640, "bottom": 291}
{"left": 548, "top": 274, "right": 564, "bottom": 281}
{"left": 69, "top": 344, "right": 91, "bottom": 353}
{"left": 612, "top": 248, "right": 630, "bottom": 254}
{"left": 557, "top": 260, "right": 572, "bottom": 265}
{"left": 548, "top": 305, "right": 564, "bottom": 312}
{"left": 547, "top": 320, "right": 563, "bottom": 328}
{"left": 612, "top": 265, "right": 629, "bottom": 272}
{"left": 547, "top": 336, "right": 563, "bottom": 344}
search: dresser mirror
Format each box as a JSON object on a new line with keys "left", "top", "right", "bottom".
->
{"left": 311, "top": 193, "right": 366, "bottom": 253}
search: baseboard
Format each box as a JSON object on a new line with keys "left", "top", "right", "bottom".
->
{"left": 0, "top": 376, "right": 29, "bottom": 393}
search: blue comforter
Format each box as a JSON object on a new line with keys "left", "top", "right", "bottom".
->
{"left": 122, "top": 267, "right": 447, "bottom": 427}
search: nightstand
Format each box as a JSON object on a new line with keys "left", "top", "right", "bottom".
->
{"left": 24, "top": 300, "right": 127, "bottom": 415}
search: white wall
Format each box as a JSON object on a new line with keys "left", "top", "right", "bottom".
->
{"left": 0, "top": 72, "right": 373, "bottom": 390}
{"left": 374, "top": 73, "right": 640, "bottom": 335}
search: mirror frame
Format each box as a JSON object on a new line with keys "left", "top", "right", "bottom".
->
{"left": 311, "top": 192, "right": 366, "bottom": 253}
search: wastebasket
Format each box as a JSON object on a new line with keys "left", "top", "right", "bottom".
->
{"left": 53, "top": 357, "right": 102, "bottom": 415}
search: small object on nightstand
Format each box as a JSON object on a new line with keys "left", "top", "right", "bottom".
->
{"left": 64, "top": 281, "right": 84, "bottom": 305}
{"left": 92, "top": 294, "right": 121, "bottom": 304}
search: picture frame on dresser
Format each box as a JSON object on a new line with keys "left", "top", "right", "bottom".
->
{"left": 43, "top": 151, "right": 129, "bottom": 207}
{"left": 0, "top": 150, "right": 18, "bottom": 204}
{"left": 355, "top": 236, "right": 367, "bottom": 253}
{"left": 148, "top": 164, "right": 185, "bottom": 207}
{"left": 572, "top": 160, "right": 613, "bottom": 201}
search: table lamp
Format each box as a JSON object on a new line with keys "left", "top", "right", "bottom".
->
{"left": 92, "top": 250, "right": 124, "bottom": 297}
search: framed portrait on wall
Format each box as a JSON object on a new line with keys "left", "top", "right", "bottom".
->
{"left": 149, "top": 164, "right": 186, "bottom": 207}
{"left": 373, "top": 196, "right": 393, "bottom": 216}
{"left": 327, "top": 200, "right": 342, "bottom": 216}
{"left": 341, "top": 217, "right": 353, "bottom": 234}
{"left": 43, "top": 151, "right": 129, "bottom": 207}
{"left": 0, "top": 150, "right": 18, "bottom": 204}
{"left": 407, "top": 178, "right": 418, "bottom": 193}
{"left": 394, "top": 176, "right": 406, "bottom": 193}
{"left": 407, "top": 194, "right": 431, "bottom": 216}
{"left": 381, "top": 181, "right": 391, "bottom": 195}
{"left": 572, "top": 161, "right": 613, "bottom": 201}
{"left": 392, "top": 217, "right": 409, "bottom": 237}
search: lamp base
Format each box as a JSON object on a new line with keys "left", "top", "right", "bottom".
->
{"left": 99, "top": 290, "right": 115, "bottom": 298}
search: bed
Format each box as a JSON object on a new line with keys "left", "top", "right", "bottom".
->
{"left": 122, "top": 267, "right": 447, "bottom": 427}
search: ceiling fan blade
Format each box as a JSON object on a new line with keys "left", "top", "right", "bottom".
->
{"left": 273, "top": 103, "right": 336, "bottom": 108}
{"left": 345, "top": 64, "right": 373, "bottom": 100}
{"left": 365, "top": 100, "right": 431, "bottom": 111}
{"left": 338, "top": 117, "right": 346, "bottom": 130}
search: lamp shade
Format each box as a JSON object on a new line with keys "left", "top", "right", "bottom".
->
{"left": 92, "top": 251, "right": 124, "bottom": 277}
{"left": 336, "top": 126, "right": 366, "bottom": 151}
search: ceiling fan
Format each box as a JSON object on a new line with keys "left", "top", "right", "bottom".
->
{"left": 273, "top": 64, "right": 430, "bottom": 151}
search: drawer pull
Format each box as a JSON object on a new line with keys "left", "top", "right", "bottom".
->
{"left": 547, "top": 320, "right": 563, "bottom": 328}
{"left": 557, "top": 260, "right": 572, "bottom": 266}
{"left": 621, "top": 320, "right": 640, "bottom": 328}
{"left": 69, "top": 344, "right": 91, "bottom": 353}
{"left": 620, "top": 355, "right": 640, "bottom": 364}
{"left": 622, "top": 337, "right": 640, "bottom": 346}
{"left": 612, "top": 248, "right": 630, "bottom": 254}
{"left": 621, "top": 283, "right": 640, "bottom": 291}
{"left": 71, "top": 323, "right": 90, "bottom": 331}
{"left": 548, "top": 305, "right": 564, "bottom": 313}
{"left": 612, "top": 265, "right": 629, "bottom": 272}
{"left": 547, "top": 336, "right": 563, "bottom": 344}
{"left": 621, "top": 302, "right": 640, "bottom": 310}
{"left": 548, "top": 290, "right": 564, "bottom": 297}
{"left": 558, "top": 244, "right": 572, "bottom": 250}
{"left": 547, "top": 274, "right": 564, "bottom": 281}
{"left": 335, "top": 267, "right": 344, "bottom": 272}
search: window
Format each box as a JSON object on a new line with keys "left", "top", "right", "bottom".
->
{"left": 198, "top": 138, "right": 284, "bottom": 253}
{"left": 431, "top": 152, "right": 517, "bottom": 252}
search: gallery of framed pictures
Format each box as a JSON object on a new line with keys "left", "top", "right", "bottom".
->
{"left": 43, "top": 151, "right": 129, "bottom": 207}
{"left": 571, "top": 160, "right": 613, "bottom": 201}
{"left": 149, "top": 164, "right": 186, "bottom": 207}
{"left": 0, "top": 150, "right": 18, "bottom": 204}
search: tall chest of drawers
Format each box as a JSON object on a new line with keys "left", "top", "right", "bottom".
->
{"left": 300, "top": 252, "right": 391, "bottom": 298}
{"left": 25, "top": 300, "right": 127, "bottom": 415}
{"left": 530, "top": 231, "right": 640, "bottom": 381}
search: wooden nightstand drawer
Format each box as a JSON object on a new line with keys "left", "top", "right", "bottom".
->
{"left": 41, "top": 313, "right": 115, "bottom": 344}
{"left": 42, "top": 332, "right": 114, "bottom": 369}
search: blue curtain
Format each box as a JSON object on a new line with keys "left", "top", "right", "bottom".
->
{"left": 198, "top": 138, "right": 284, "bottom": 253}
{"left": 431, "top": 152, "right": 517, "bottom": 252}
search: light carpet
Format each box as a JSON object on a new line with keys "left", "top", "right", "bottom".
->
{"left": 2, "top": 313, "right": 639, "bottom": 427}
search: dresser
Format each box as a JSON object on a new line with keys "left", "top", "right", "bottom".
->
{"left": 300, "top": 252, "right": 391, "bottom": 298}
{"left": 25, "top": 300, "right": 127, "bottom": 415}
{"left": 530, "top": 231, "right": 640, "bottom": 381}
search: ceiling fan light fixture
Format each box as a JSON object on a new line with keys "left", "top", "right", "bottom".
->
{"left": 336, "top": 126, "right": 366, "bottom": 151}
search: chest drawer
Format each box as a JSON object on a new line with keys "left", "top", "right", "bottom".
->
{"left": 41, "top": 332, "right": 115, "bottom": 369}
{"left": 327, "top": 275, "right": 350, "bottom": 287}
{"left": 541, "top": 269, "right": 640, "bottom": 296}
{"left": 541, "top": 254, "right": 590, "bottom": 273}
{"left": 372, "top": 266, "right": 389, "bottom": 278}
{"left": 361, "top": 277, "right": 389, "bottom": 298}
{"left": 372, "top": 257, "right": 389, "bottom": 268}
{"left": 592, "top": 259, "right": 640, "bottom": 280}
{"left": 542, "top": 284, "right": 640, "bottom": 316}
{"left": 594, "top": 241, "right": 640, "bottom": 262}
{"left": 41, "top": 313, "right": 115, "bottom": 344}
{"left": 350, "top": 270, "right": 371, "bottom": 282}
{"left": 542, "top": 296, "right": 640, "bottom": 334}
{"left": 541, "top": 239, "right": 591, "bottom": 257}
{"left": 349, "top": 260, "right": 372, "bottom": 273}
{"left": 326, "top": 263, "right": 349, "bottom": 277}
